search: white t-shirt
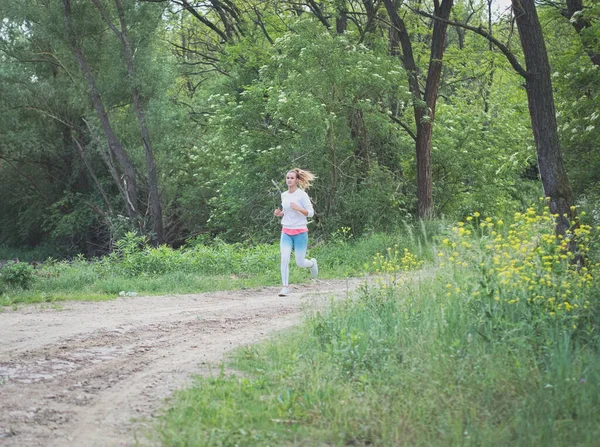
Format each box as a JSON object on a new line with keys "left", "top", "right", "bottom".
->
{"left": 281, "top": 189, "right": 314, "bottom": 229}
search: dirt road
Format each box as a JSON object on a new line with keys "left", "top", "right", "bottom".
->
{"left": 0, "top": 278, "right": 362, "bottom": 447}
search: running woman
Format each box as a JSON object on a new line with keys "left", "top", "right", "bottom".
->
{"left": 273, "top": 168, "right": 318, "bottom": 296}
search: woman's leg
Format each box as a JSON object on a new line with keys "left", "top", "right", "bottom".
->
{"left": 293, "top": 232, "right": 313, "bottom": 268}
{"left": 280, "top": 232, "right": 293, "bottom": 286}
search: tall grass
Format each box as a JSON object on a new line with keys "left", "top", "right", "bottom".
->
{"left": 0, "top": 222, "right": 439, "bottom": 306}
{"left": 153, "top": 207, "right": 600, "bottom": 446}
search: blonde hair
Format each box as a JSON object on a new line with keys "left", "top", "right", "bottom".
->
{"left": 289, "top": 168, "right": 317, "bottom": 190}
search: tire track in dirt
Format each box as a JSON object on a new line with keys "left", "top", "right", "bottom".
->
{"left": 0, "top": 278, "right": 363, "bottom": 447}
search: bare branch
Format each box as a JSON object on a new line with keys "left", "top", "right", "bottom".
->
{"left": 387, "top": 112, "right": 417, "bottom": 141}
{"left": 409, "top": 6, "right": 528, "bottom": 78}
{"left": 177, "top": 0, "right": 230, "bottom": 42}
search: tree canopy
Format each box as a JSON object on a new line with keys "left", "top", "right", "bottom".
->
{"left": 0, "top": 0, "right": 598, "bottom": 254}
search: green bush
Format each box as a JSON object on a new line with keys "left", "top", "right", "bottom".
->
{"left": 0, "top": 261, "right": 34, "bottom": 290}
{"left": 438, "top": 205, "right": 600, "bottom": 346}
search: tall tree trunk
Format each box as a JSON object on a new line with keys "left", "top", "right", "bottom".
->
{"left": 482, "top": 0, "right": 494, "bottom": 113}
{"left": 336, "top": 6, "right": 347, "bottom": 34}
{"left": 360, "top": 0, "right": 378, "bottom": 41}
{"left": 512, "top": 0, "right": 574, "bottom": 234}
{"left": 384, "top": 0, "right": 453, "bottom": 219}
{"left": 91, "top": 0, "right": 165, "bottom": 244}
{"left": 350, "top": 106, "right": 369, "bottom": 181}
{"left": 72, "top": 135, "right": 113, "bottom": 214}
{"left": 61, "top": 0, "right": 139, "bottom": 223}
{"left": 114, "top": 0, "right": 164, "bottom": 244}
{"left": 327, "top": 118, "right": 338, "bottom": 214}
{"left": 418, "top": 0, "right": 453, "bottom": 219}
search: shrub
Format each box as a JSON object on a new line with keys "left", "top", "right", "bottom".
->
{"left": 438, "top": 204, "right": 600, "bottom": 346}
{"left": 0, "top": 261, "right": 34, "bottom": 289}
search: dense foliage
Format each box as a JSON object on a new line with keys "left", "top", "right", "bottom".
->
{"left": 2, "top": 2, "right": 599, "bottom": 444}
{"left": 0, "top": 0, "right": 598, "bottom": 255}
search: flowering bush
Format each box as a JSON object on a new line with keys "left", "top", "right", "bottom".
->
{"left": 438, "top": 204, "right": 600, "bottom": 341}
{"left": 368, "top": 245, "right": 424, "bottom": 297}
{"left": 372, "top": 246, "right": 423, "bottom": 276}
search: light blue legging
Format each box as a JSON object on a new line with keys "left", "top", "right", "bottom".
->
{"left": 280, "top": 231, "right": 313, "bottom": 286}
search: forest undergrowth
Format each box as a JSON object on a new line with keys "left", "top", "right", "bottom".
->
{"left": 0, "top": 222, "right": 435, "bottom": 307}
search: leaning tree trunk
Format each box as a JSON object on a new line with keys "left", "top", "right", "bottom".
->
{"left": 114, "top": 0, "right": 164, "bottom": 244}
{"left": 90, "top": 0, "right": 165, "bottom": 244}
{"left": 417, "top": 0, "right": 453, "bottom": 219}
{"left": 512, "top": 0, "right": 575, "bottom": 235}
{"left": 62, "top": 0, "right": 139, "bottom": 224}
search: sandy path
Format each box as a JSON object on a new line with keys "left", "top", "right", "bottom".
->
{"left": 0, "top": 278, "right": 363, "bottom": 447}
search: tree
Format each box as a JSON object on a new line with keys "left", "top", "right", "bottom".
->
{"left": 62, "top": 0, "right": 140, "bottom": 224}
{"left": 90, "top": 0, "right": 165, "bottom": 244}
{"left": 383, "top": 0, "right": 454, "bottom": 218}
{"left": 512, "top": 0, "right": 574, "bottom": 234}
{"left": 542, "top": 2, "right": 600, "bottom": 211}
{"left": 1, "top": 0, "right": 593, "bottom": 253}
{"left": 183, "top": 21, "right": 412, "bottom": 238}
{"left": 415, "top": 1, "right": 576, "bottom": 234}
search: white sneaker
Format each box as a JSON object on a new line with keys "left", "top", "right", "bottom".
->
{"left": 278, "top": 287, "right": 289, "bottom": 297}
{"left": 310, "top": 258, "right": 318, "bottom": 279}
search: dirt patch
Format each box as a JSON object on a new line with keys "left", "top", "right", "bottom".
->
{"left": 0, "top": 278, "right": 363, "bottom": 447}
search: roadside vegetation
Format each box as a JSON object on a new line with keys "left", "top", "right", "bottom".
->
{"left": 153, "top": 205, "right": 600, "bottom": 446}
{"left": 0, "top": 221, "right": 438, "bottom": 307}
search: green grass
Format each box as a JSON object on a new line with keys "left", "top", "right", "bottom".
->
{"left": 151, "top": 209, "right": 600, "bottom": 446}
{"left": 0, "top": 274, "right": 266, "bottom": 306}
{"left": 153, "top": 272, "right": 600, "bottom": 446}
{"left": 1, "top": 227, "right": 435, "bottom": 306}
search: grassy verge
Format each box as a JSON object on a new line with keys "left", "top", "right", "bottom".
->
{"left": 0, "top": 273, "right": 272, "bottom": 307}
{"left": 152, "top": 208, "right": 600, "bottom": 446}
{"left": 0, "top": 223, "right": 438, "bottom": 306}
{"left": 154, "top": 273, "right": 600, "bottom": 446}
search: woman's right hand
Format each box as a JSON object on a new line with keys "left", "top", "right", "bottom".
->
{"left": 274, "top": 208, "right": 284, "bottom": 217}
